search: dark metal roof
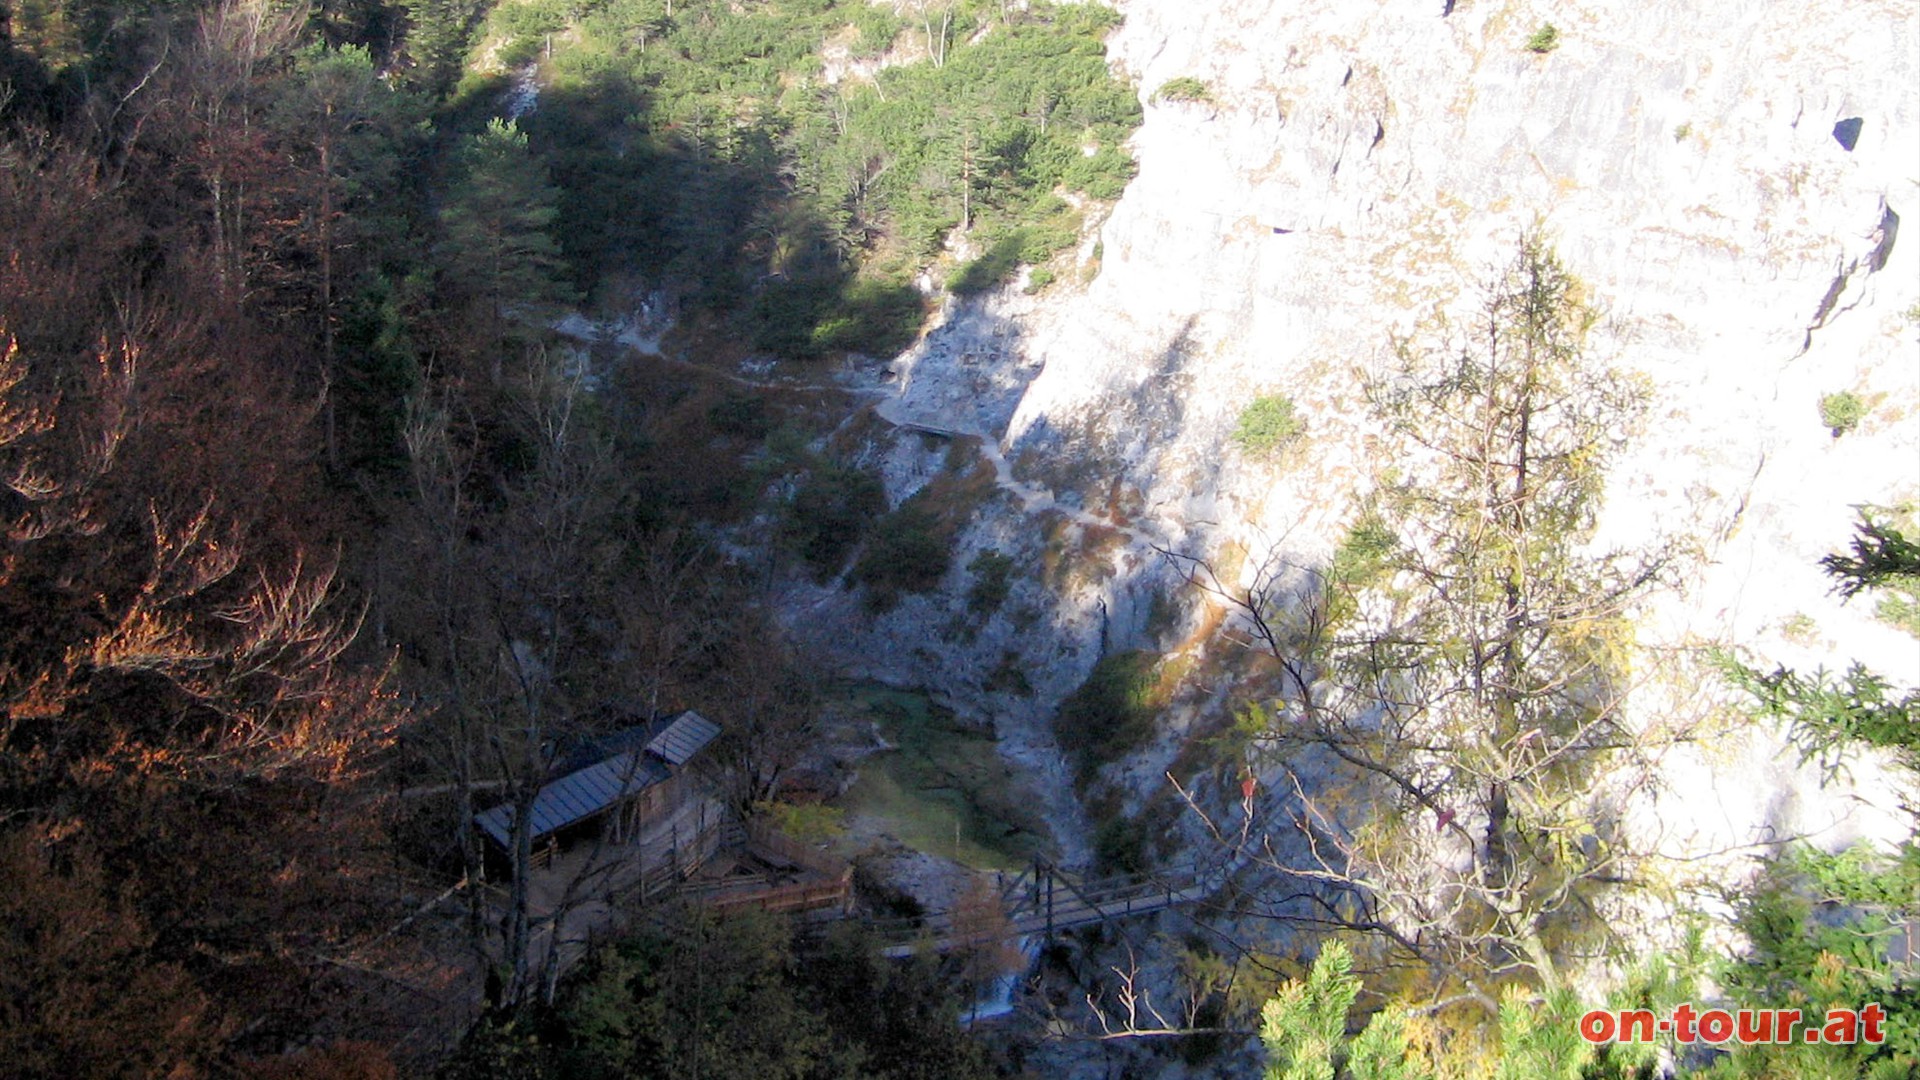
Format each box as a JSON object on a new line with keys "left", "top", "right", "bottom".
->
{"left": 472, "top": 710, "right": 720, "bottom": 849}
{"left": 474, "top": 752, "right": 670, "bottom": 849}
{"left": 646, "top": 710, "right": 720, "bottom": 767}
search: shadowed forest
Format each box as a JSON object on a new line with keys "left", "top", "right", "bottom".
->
{"left": 0, "top": 0, "right": 1136, "bottom": 1074}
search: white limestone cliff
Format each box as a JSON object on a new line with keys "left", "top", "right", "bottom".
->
{"left": 801, "top": 0, "right": 1920, "bottom": 873}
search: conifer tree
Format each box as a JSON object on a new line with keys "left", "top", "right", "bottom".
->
{"left": 267, "top": 42, "right": 418, "bottom": 465}
{"left": 437, "top": 118, "right": 574, "bottom": 364}
{"left": 1189, "top": 235, "right": 1674, "bottom": 1005}
{"left": 398, "top": 0, "right": 478, "bottom": 97}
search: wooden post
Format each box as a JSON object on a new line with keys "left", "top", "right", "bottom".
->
{"left": 1045, "top": 867, "right": 1055, "bottom": 945}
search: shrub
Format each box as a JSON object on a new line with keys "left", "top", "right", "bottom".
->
{"left": 1819, "top": 390, "right": 1867, "bottom": 438}
{"left": 966, "top": 550, "right": 1016, "bottom": 616}
{"left": 1875, "top": 593, "right": 1920, "bottom": 638}
{"left": 1525, "top": 24, "right": 1560, "bottom": 53}
{"left": 852, "top": 505, "right": 952, "bottom": 611}
{"left": 1093, "top": 812, "right": 1152, "bottom": 874}
{"left": 1328, "top": 511, "right": 1405, "bottom": 622}
{"left": 1231, "top": 394, "right": 1304, "bottom": 456}
{"left": 949, "top": 232, "right": 1028, "bottom": 296}
{"left": 708, "top": 393, "right": 773, "bottom": 439}
{"left": 1152, "top": 76, "right": 1213, "bottom": 105}
{"left": 1779, "top": 612, "right": 1819, "bottom": 644}
{"left": 1053, "top": 650, "right": 1161, "bottom": 779}
{"left": 783, "top": 465, "right": 887, "bottom": 580}
{"left": 1330, "top": 514, "right": 1396, "bottom": 589}
{"left": 984, "top": 651, "right": 1033, "bottom": 696}
{"left": 816, "top": 279, "right": 925, "bottom": 358}
{"left": 850, "top": 7, "right": 903, "bottom": 56}
{"left": 1087, "top": 790, "right": 1176, "bottom": 874}
{"left": 752, "top": 276, "right": 840, "bottom": 360}
{"left": 751, "top": 275, "right": 925, "bottom": 361}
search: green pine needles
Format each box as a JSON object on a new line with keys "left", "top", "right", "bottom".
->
{"left": 1258, "top": 942, "right": 1599, "bottom": 1080}
{"left": 1232, "top": 394, "right": 1305, "bottom": 457}
{"left": 512, "top": 0, "right": 1140, "bottom": 358}
{"left": 1819, "top": 390, "right": 1868, "bottom": 437}
{"left": 1153, "top": 76, "right": 1214, "bottom": 104}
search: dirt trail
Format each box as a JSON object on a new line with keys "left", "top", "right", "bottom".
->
{"left": 567, "top": 308, "right": 1157, "bottom": 550}
{"left": 554, "top": 312, "right": 880, "bottom": 397}
{"left": 877, "top": 397, "right": 1162, "bottom": 555}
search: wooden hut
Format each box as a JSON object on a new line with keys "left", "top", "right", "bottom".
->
{"left": 473, "top": 710, "right": 721, "bottom": 869}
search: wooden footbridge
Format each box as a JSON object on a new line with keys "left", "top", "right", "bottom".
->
{"left": 864, "top": 857, "right": 1235, "bottom": 959}
{"left": 891, "top": 419, "right": 972, "bottom": 441}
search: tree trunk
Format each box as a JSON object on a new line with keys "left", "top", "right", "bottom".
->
{"left": 506, "top": 777, "right": 537, "bottom": 1005}
{"left": 319, "top": 114, "right": 338, "bottom": 471}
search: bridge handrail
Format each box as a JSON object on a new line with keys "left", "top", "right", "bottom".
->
{"left": 818, "top": 854, "right": 1248, "bottom": 956}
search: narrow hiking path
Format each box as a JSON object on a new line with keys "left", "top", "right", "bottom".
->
{"left": 566, "top": 306, "right": 1168, "bottom": 565}
{"left": 879, "top": 403, "right": 1161, "bottom": 556}
{"left": 880, "top": 408, "right": 1181, "bottom": 603}
{"left": 554, "top": 312, "right": 882, "bottom": 398}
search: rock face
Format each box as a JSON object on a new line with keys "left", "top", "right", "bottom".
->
{"left": 794, "top": 0, "right": 1920, "bottom": 868}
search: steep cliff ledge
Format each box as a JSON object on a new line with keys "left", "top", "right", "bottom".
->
{"left": 793, "top": 0, "right": 1919, "bottom": 873}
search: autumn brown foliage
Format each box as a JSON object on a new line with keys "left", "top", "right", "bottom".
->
{"left": 0, "top": 97, "right": 412, "bottom": 1072}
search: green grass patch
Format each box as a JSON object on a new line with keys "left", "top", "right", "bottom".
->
{"left": 755, "top": 800, "right": 847, "bottom": 842}
{"left": 1525, "top": 24, "right": 1561, "bottom": 53}
{"left": 832, "top": 685, "right": 1047, "bottom": 870}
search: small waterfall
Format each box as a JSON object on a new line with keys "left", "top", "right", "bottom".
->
{"left": 504, "top": 64, "right": 540, "bottom": 120}
{"left": 962, "top": 934, "right": 1039, "bottom": 1027}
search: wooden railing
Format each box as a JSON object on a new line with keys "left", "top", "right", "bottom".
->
{"left": 689, "top": 818, "right": 853, "bottom": 916}
{"left": 704, "top": 869, "right": 853, "bottom": 916}
{"left": 606, "top": 816, "right": 727, "bottom": 907}
{"left": 746, "top": 818, "right": 849, "bottom": 878}
{"left": 863, "top": 857, "right": 1232, "bottom": 958}
{"left": 602, "top": 815, "right": 852, "bottom": 917}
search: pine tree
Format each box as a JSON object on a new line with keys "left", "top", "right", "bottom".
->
{"left": 266, "top": 42, "right": 418, "bottom": 467}
{"left": 397, "top": 0, "right": 478, "bottom": 98}
{"left": 436, "top": 118, "right": 574, "bottom": 366}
